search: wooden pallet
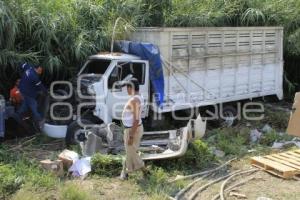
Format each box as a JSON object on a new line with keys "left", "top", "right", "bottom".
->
{"left": 251, "top": 149, "right": 300, "bottom": 179}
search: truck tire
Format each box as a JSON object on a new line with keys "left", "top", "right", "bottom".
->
{"left": 219, "top": 105, "right": 238, "bottom": 127}
{"left": 65, "top": 119, "right": 92, "bottom": 146}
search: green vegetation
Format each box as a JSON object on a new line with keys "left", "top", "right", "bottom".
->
{"left": 136, "top": 166, "right": 185, "bottom": 198}
{"left": 149, "top": 140, "right": 216, "bottom": 172}
{"left": 0, "top": 164, "right": 23, "bottom": 198}
{"left": 0, "top": 147, "right": 57, "bottom": 199}
{"left": 207, "top": 127, "right": 249, "bottom": 156}
{"left": 91, "top": 153, "right": 123, "bottom": 177}
{"left": 262, "top": 109, "right": 290, "bottom": 130}
{"left": 1, "top": 115, "right": 295, "bottom": 199}
{"left": 59, "top": 183, "right": 96, "bottom": 200}
{"left": 259, "top": 130, "right": 293, "bottom": 146}
{"left": 1, "top": 0, "right": 300, "bottom": 98}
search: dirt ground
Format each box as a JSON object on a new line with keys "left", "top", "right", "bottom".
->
{"left": 3, "top": 101, "right": 300, "bottom": 200}
{"left": 58, "top": 160, "right": 300, "bottom": 200}
{"left": 70, "top": 159, "right": 300, "bottom": 200}
{"left": 178, "top": 159, "right": 300, "bottom": 200}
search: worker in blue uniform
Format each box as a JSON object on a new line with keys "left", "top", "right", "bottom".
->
{"left": 17, "top": 63, "right": 47, "bottom": 132}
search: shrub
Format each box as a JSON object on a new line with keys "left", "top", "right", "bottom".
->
{"left": 91, "top": 153, "right": 123, "bottom": 177}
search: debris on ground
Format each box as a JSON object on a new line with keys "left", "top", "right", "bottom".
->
{"left": 40, "top": 159, "right": 64, "bottom": 176}
{"left": 213, "top": 149, "right": 225, "bottom": 158}
{"left": 58, "top": 149, "right": 79, "bottom": 169}
{"left": 171, "top": 158, "right": 236, "bottom": 182}
{"left": 272, "top": 140, "right": 300, "bottom": 149}
{"left": 219, "top": 169, "right": 259, "bottom": 200}
{"left": 250, "top": 129, "right": 262, "bottom": 143}
{"left": 171, "top": 158, "right": 236, "bottom": 199}
{"left": 211, "top": 176, "right": 260, "bottom": 200}
{"left": 256, "top": 197, "right": 273, "bottom": 200}
{"left": 262, "top": 124, "right": 273, "bottom": 133}
{"left": 69, "top": 157, "right": 91, "bottom": 178}
{"left": 229, "top": 191, "right": 247, "bottom": 198}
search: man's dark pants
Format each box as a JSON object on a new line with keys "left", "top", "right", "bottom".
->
{"left": 16, "top": 95, "right": 43, "bottom": 132}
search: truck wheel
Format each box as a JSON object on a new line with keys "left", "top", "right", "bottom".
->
{"left": 65, "top": 119, "right": 92, "bottom": 146}
{"left": 219, "top": 105, "right": 238, "bottom": 127}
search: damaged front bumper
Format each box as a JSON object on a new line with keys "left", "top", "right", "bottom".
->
{"left": 140, "top": 114, "right": 207, "bottom": 160}
{"left": 43, "top": 114, "right": 206, "bottom": 160}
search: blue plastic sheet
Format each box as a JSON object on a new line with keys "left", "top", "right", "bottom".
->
{"left": 117, "top": 41, "right": 164, "bottom": 106}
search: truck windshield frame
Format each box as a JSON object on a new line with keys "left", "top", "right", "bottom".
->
{"left": 78, "top": 59, "right": 111, "bottom": 75}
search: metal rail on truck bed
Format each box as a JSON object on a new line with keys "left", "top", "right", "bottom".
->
{"left": 131, "top": 27, "right": 284, "bottom": 113}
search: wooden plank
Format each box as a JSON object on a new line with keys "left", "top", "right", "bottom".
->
{"left": 265, "top": 169, "right": 294, "bottom": 178}
{"left": 273, "top": 154, "right": 300, "bottom": 166}
{"left": 251, "top": 158, "right": 295, "bottom": 178}
{"left": 251, "top": 157, "right": 295, "bottom": 172}
{"left": 265, "top": 156, "right": 300, "bottom": 170}
{"left": 251, "top": 150, "right": 300, "bottom": 179}
{"left": 285, "top": 152, "right": 300, "bottom": 161}
{"left": 292, "top": 149, "right": 300, "bottom": 154}
{"left": 272, "top": 154, "right": 300, "bottom": 166}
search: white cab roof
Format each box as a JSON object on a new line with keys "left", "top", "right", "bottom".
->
{"left": 89, "top": 52, "right": 141, "bottom": 61}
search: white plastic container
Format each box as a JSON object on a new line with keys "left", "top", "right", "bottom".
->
{"left": 43, "top": 123, "right": 68, "bottom": 138}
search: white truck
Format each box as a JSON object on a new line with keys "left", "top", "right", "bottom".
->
{"left": 44, "top": 27, "right": 283, "bottom": 159}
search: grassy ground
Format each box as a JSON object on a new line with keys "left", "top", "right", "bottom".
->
{"left": 0, "top": 102, "right": 299, "bottom": 200}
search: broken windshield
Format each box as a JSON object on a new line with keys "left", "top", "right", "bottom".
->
{"left": 79, "top": 59, "right": 111, "bottom": 75}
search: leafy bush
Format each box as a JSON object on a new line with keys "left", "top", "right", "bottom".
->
{"left": 91, "top": 153, "right": 123, "bottom": 177}
{"left": 0, "top": 164, "right": 23, "bottom": 198}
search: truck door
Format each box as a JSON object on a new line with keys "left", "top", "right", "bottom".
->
{"left": 106, "top": 60, "right": 149, "bottom": 120}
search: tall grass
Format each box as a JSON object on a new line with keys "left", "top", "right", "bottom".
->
{"left": 0, "top": 0, "right": 148, "bottom": 96}
{"left": 1, "top": 0, "right": 300, "bottom": 98}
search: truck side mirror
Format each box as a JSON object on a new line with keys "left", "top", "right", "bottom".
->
{"left": 122, "top": 74, "right": 133, "bottom": 82}
{"left": 112, "top": 81, "right": 123, "bottom": 92}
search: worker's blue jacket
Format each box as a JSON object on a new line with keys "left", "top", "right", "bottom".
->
{"left": 19, "top": 63, "right": 47, "bottom": 98}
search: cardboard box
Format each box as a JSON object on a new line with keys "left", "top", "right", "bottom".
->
{"left": 40, "top": 159, "right": 64, "bottom": 176}
{"left": 287, "top": 92, "right": 300, "bottom": 137}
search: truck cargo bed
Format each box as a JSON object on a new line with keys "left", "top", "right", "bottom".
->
{"left": 132, "top": 27, "right": 283, "bottom": 112}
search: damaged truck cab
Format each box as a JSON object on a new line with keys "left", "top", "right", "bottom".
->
{"left": 59, "top": 52, "right": 205, "bottom": 160}
{"left": 78, "top": 53, "right": 150, "bottom": 124}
